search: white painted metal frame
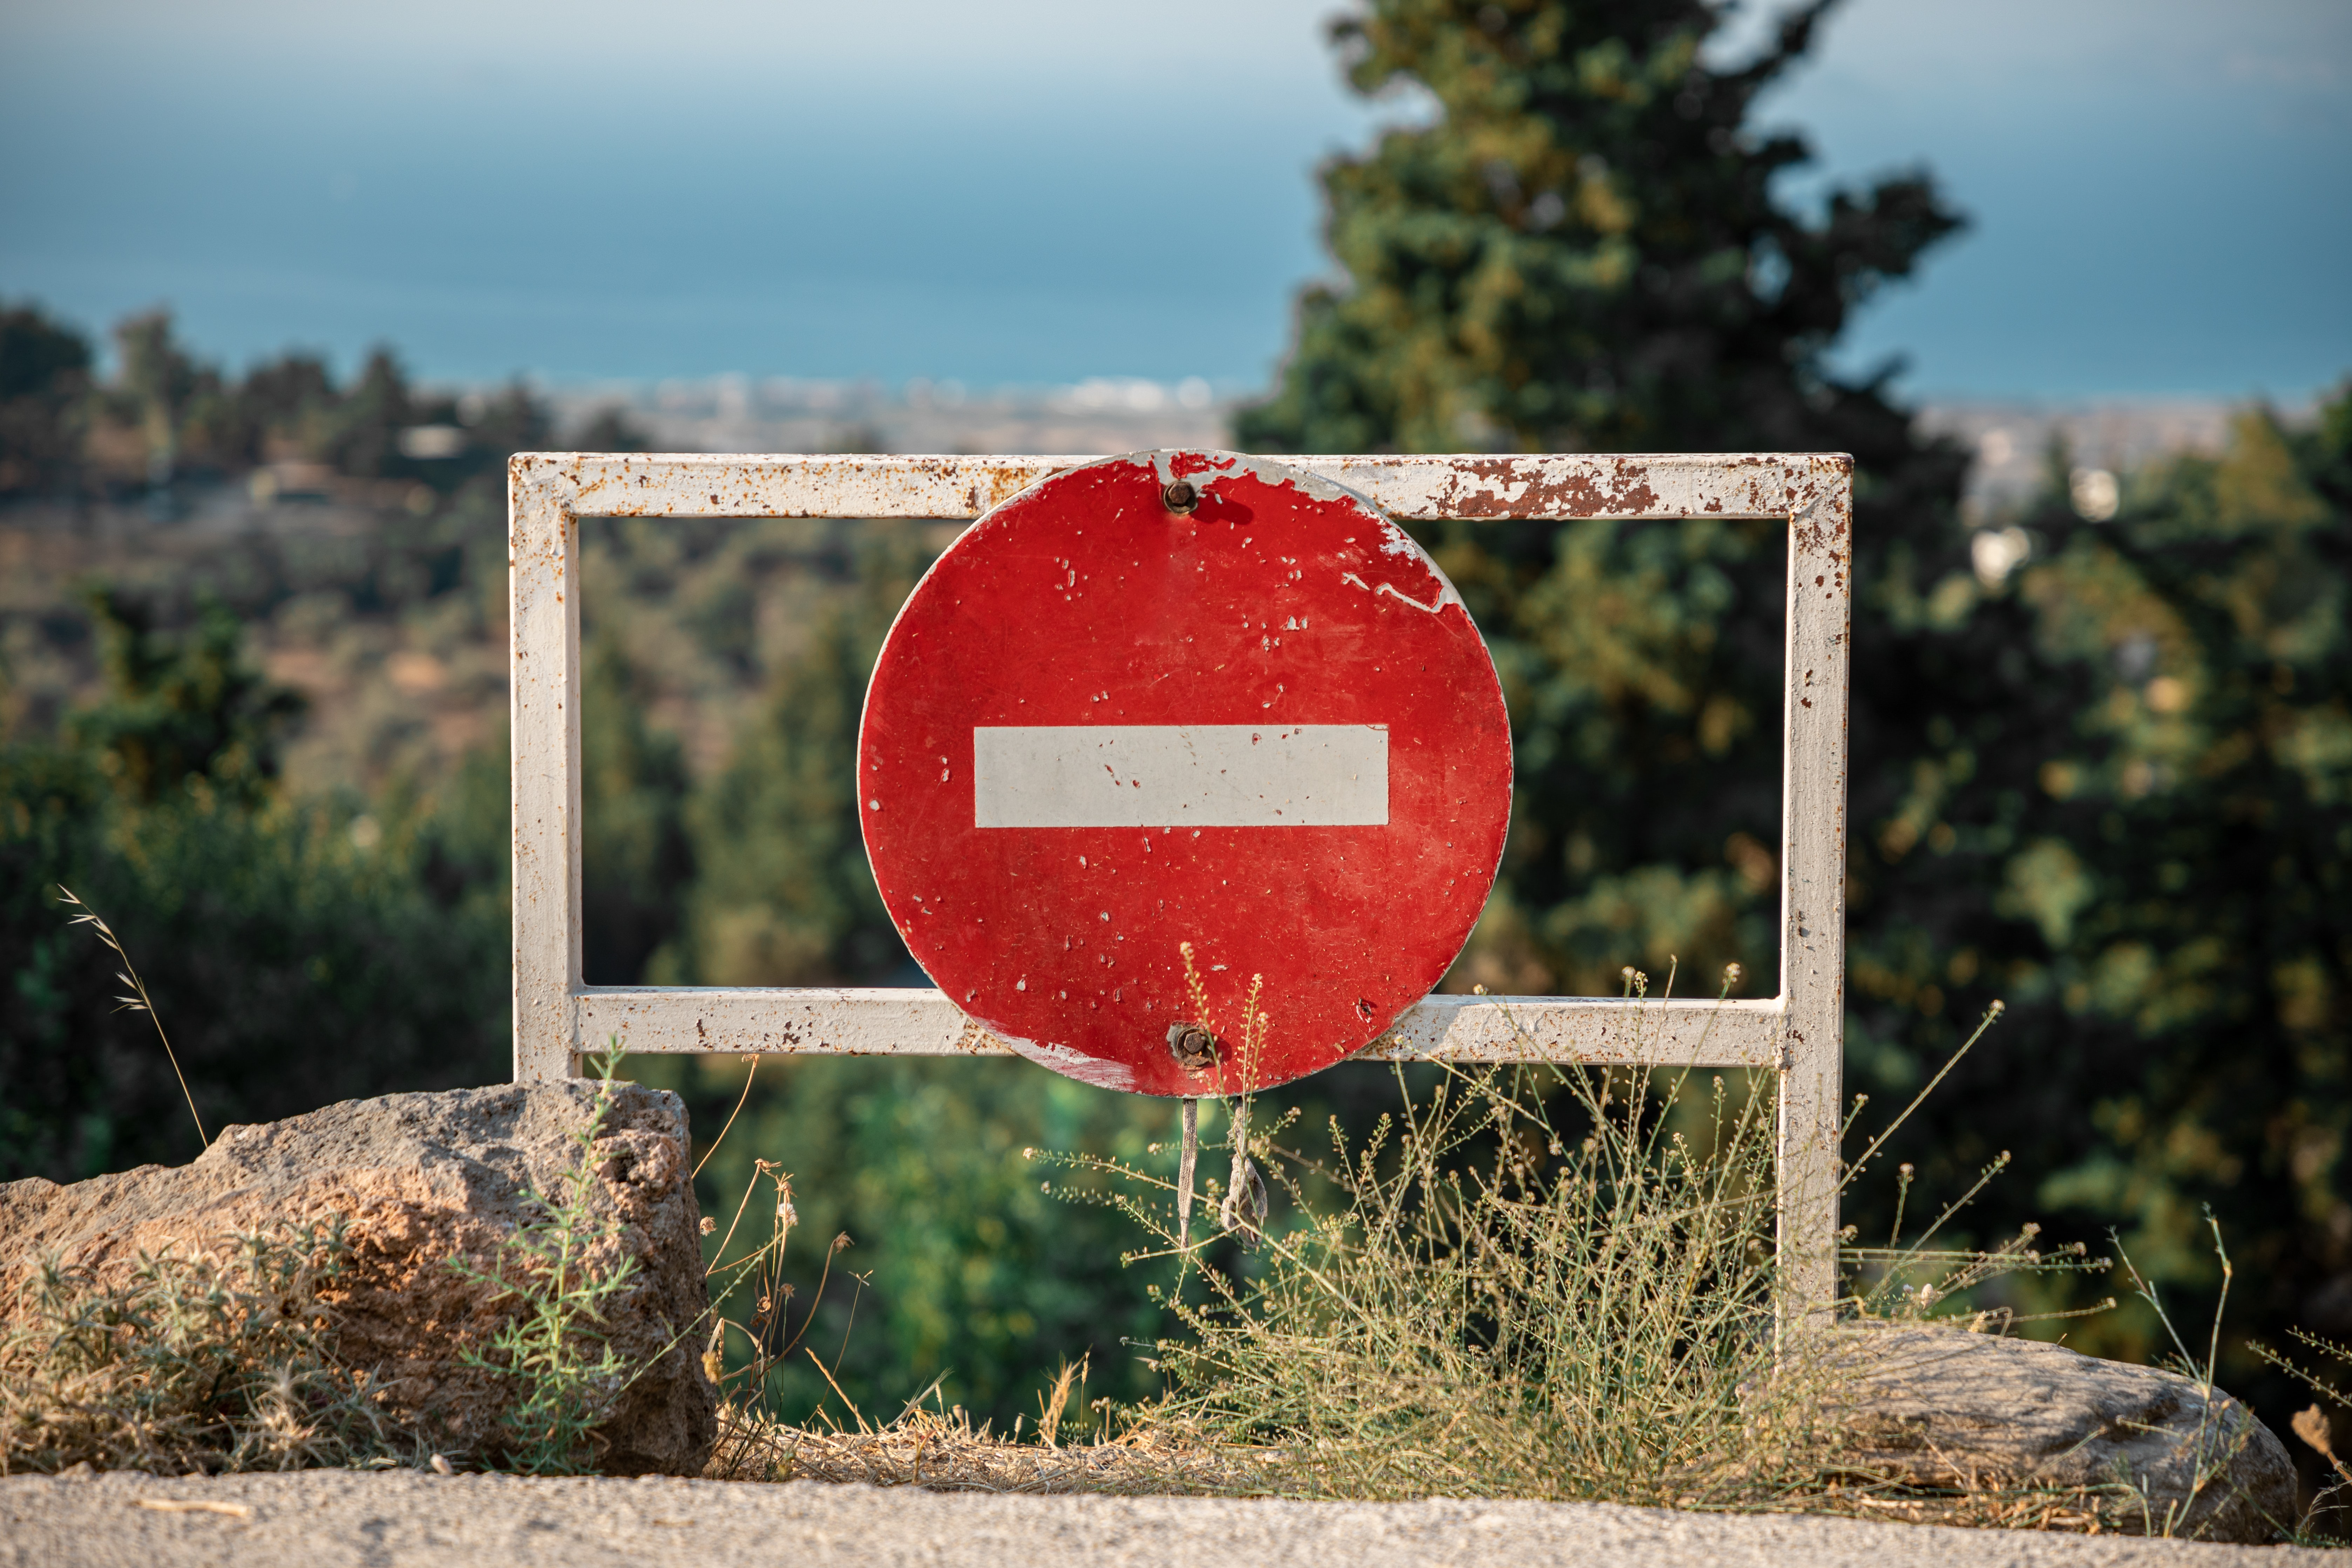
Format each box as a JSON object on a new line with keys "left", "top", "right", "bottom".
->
{"left": 509, "top": 451, "right": 1851, "bottom": 1317}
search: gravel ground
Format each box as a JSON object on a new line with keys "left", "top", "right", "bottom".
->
{"left": 1, "top": 1469, "right": 2336, "bottom": 1568}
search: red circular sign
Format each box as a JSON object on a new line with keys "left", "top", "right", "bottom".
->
{"left": 858, "top": 450, "right": 1511, "bottom": 1095}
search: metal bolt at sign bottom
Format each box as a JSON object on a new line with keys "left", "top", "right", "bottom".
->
{"left": 1166, "top": 1021, "right": 1219, "bottom": 1071}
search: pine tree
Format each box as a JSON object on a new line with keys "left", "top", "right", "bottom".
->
{"left": 1241, "top": 0, "right": 1960, "bottom": 460}
{"left": 1241, "top": 0, "right": 1972, "bottom": 1000}
{"left": 1240, "top": 0, "right": 2352, "bottom": 1400}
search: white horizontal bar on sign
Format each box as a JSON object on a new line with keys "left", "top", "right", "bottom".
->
{"left": 972, "top": 725, "right": 1388, "bottom": 829}
{"left": 1363, "top": 995, "right": 1785, "bottom": 1069}
{"left": 575, "top": 988, "right": 1784, "bottom": 1068}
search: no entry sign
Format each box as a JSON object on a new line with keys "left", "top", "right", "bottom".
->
{"left": 857, "top": 450, "right": 1512, "bottom": 1096}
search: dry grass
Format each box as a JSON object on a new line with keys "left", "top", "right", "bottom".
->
{"left": 692, "top": 982, "right": 2136, "bottom": 1528}
{"left": 994, "top": 982, "right": 2124, "bottom": 1522}
{"left": 1033, "top": 975, "right": 1815, "bottom": 1506}
{"left": 0, "top": 1224, "right": 411, "bottom": 1475}
{"left": 706, "top": 1400, "right": 1276, "bottom": 1494}
{"left": 692, "top": 1397, "right": 2158, "bottom": 1534}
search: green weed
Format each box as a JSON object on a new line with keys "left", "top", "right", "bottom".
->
{"left": 447, "top": 1050, "right": 643, "bottom": 1474}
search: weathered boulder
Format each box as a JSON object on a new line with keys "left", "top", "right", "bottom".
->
{"left": 1824, "top": 1324, "right": 2296, "bottom": 1542}
{"left": 0, "top": 1081, "right": 716, "bottom": 1475}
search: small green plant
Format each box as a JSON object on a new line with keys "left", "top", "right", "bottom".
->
{"left": 449, "top": 1050, "right": 642, "bottom": 1474}
{"left": 0, "top": 1223, "right": 404, "bottom": 1475}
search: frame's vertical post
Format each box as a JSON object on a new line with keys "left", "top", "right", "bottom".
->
{"left": 1776, "top": 457, "right": 1853, "bottom": 1329}
{"left": 509, "top": 457, "right": 583, "bottom": 1081}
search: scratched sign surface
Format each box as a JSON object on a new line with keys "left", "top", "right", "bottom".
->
{"left": 858, "top": 450, "right": 1512, "bottom": 1096}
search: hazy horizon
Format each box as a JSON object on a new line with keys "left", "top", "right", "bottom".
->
{"left": 3, "top": 0, "right": 2345, "bottom": 401}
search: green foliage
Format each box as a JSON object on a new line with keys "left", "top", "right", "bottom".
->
{"left": 1900, "top": 404, "right": 2352, "bottom": 1374}
{"left": 580, "top": 632, "right": 694, "bottom": 984}
{"left": 656, "top": 528, "right": 930, "bottom": 986}
{"left": 0, "top": 1223, "right": 404, "bottom": 1475}
{"left": 66, "top": 592, "right": 307, "bottom": 805}
{"left": 638, "top": 1052, "right": 1177, "bottom": 1430}
{"left": 450, "top": 1060, "right": 642, "bottom": 1474}
{"left": 0, "top": 589, "right": 508, "bottom": 1182}
{"left": 1233, "top": 0, "right": 2352, "bottom": 1409}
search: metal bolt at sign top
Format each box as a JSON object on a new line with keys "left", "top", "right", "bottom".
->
{"left": 1163, "top": 481, "right": 1199, "bottom": 515}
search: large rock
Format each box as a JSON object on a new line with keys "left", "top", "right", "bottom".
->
{"left": 1823, "top": 1324, "right": 2297, "bottom": 1542}
{"left": 0, "top": 1081, "right": 716, "bottom": 1475}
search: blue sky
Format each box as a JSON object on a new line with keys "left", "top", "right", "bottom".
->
{"left": 0, "top": 0, "right": 2344, "bottom": 400}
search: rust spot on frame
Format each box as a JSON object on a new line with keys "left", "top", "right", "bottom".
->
{"left": 1422, "top": 456, "right": 1667, "bottom": 518}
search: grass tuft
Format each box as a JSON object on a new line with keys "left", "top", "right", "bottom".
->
{"left": 1107, "top": 1054, "right": 1818, "bottom": 1505}
{"left": 0, "top": 1223, "right": 408, "bottom": 1475}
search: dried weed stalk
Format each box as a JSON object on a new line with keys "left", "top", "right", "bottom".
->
{"left": 56, "top": 884, "right": 206, "bottom": 1149}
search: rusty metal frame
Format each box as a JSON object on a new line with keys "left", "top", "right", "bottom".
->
{"left": 509, "top": 451, "right": 1851, "bottom": 1318}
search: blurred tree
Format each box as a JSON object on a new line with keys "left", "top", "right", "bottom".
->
{"left": 1233, "top": 0, "right": 2352, "bottom": 1411}
{"left": 579, "top": 632, "right": 695, "bottom": 984}
{"left": 209, "top": 351, "right": 339, "bottom": 471}
{"left": 572, "top": 405, "right": 654, "bottom": 453}
{"left": 656, "top": 531, "right": 927, "bottom": 987}
{"left": 66, "top": 591, "right": 307, "bottom": 805}
{"left": 111, "top": 311, "right": 209, "bottom": 487}
{"left": 0, "top": 304, "right": 557, "bottom": 504}
{"left": 445, "top": 382, "right": 551, "bottom": 481}
{"left": 319, "top": 348, "right": 412, "bottom": 479}
{"left": 1241, "top": 0, "right": 1969, "bottom": 999}
{"left": 1242, "top": 0, "right": 1958, "bottom": 459}
{"left": 0, "top": 302, "right": 93, "bottom": 498}
{"left": 1872, "top": 399, "right": 2352, "bottom": 1378}
{"left": 649, "top": 1052, "right": 1179, "bottom": 1426}
{"left": 0, "top": 589, "right": 508, "bottom": 1182}
{"left": 235, "top": 352, "right": 338, "bottom": 433}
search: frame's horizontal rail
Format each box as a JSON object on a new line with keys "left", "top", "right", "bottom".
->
{"left": 574, "top": 987, "right": 1785, "bottom": 1070}
{"left": 524, "top": 452, "right": 1851, "bottom": 525}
